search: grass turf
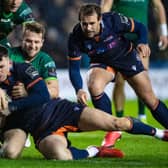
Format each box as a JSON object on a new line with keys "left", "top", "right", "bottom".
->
{"left": 0, "top": 100, "right": 168, "bottom": 168}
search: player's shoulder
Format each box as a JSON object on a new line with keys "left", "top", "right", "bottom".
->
{"left": 102, "top": 11, "right": 120, "bottom": 21}
{"left": 35, "top": 51, "right": 56, "bottom": 66}
{"left": 13, "top": 62, "right": 39, "bottom": 79}
{"left": 16, "top": 1, "right": 32, "bottom": 13}
{"left": 15, "top": 1, "right": 33, "bottom": 21}
{"left": 36, "top": 50, "right": 54, "bottom": 61}
{"left": 70, "top": 23, "right": 83, "bottom": 38}
{"left": 13, "top": 61, "right": 32, "bottom": 71}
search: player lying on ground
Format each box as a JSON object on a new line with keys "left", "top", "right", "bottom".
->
{"left": 0, "top": 45, "right": 167, "bottom": 160}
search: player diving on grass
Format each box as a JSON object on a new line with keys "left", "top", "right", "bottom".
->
{"left": 0, "top": 45, "right": 167, "bottom": 160}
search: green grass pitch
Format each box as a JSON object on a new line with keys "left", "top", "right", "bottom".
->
{"left": 0, "top": 100, "right": 168, "bottom": 168}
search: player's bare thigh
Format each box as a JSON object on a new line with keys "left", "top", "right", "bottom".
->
{"left": 127, "top": 70, "right": 157, "bottom": 109}
{"left": 78, "top": 107, "right": 131, "bottom": 131}
{"left": 86, "top": 67, "right": 115, "bottom": 95}
{"left": 38, "top": 134, "right": 73, "bottom": 160}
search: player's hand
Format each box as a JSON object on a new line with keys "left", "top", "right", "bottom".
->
{"left": 0, "top": 88, "right": 11, "bottom": 116}
{"left": 136, "top": 44, "right": 151, "bottom": 58}
{"left": 158, "top": 35, "right": 168, "bottom": 50}
{"left": 12, "top": 82, "right": 28, "bottom": 99}
{"left": 77, "top": 89, "right": 88, "bottom": 105}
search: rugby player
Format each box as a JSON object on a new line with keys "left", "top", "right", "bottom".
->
{"left": 0, "top": 45, "right": 167, "bottom": 160}
{"left": 67, "top": 3, "right": 168, "bottom": 147}
{"left": 1, "top": 21, "right": 59, "bottom": 152}
{"left": 101, "top": 0, "right": 168, "bottom": 121}
{"left": 0, "top": 0, "right": 34, "bottom": 47}
{"left": 100, "top": 0, "right": 168, "bottom": 147}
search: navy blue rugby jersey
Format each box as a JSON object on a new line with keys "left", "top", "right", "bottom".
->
{"left": 68, "top": 12, "right": 135, "bottom": 66}
{"left": 0, "top": 62, "right": 41, "bottom": 97}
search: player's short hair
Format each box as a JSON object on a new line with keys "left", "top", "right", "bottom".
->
{"left": 23, "top": 22, "right": 46, "bottom": 39}
{"left": 78, "top": 3, "right": 102, "bottom": 21}
{"left": 0, "top": 45, "right": 9, "bottom": 60}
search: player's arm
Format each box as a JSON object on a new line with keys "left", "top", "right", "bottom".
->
{"left": 133, "top": 20, "right": 151, "bottom": 57}
{"left": 8, "top": 64, "right": 50, "bottom": 113}
{"left": 68, "top": 56, "right": 83, "bottom": 93}
{"left": 114, "top": 13, "right": 150, "bottom": 58}
{"left": 67, "top": 33, "right": 88, "bottom": 105}
{"left": 45, "top": 78, "right": 59, "bottom": 99}
{"left": 152, "top": 0, "right": 168, "bottom": 50}
{"left": 41, "top": 58, "right": 59, "bottom": 99}
{"left": 114, "top": 13, "right": 148, "bottom": 45}
{"left": 67, "top": 33, "right": 83, "bottom": 93}
{"left": 68, "top": 57, "right": 88, "bottom": 105}
{"left": 100, "top": 0, "right": 114, "bottom": 13}
{"left": 18, "top": 1, "right": 35, "bottom": 24}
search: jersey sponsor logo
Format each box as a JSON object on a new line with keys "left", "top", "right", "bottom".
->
{"left": 131, "top": 65, "right": 137, "bottom": 71}
{"left": 44, "top": 61, "right": 56, "bottom": 68}
{"left": 25, "top": 66, "right": 39, "bottom": 79}
{"left": 119, "top": 14, "right": 129, "bottom": 25}
{"left": 104, "top": 35, "right": 114, "bottom": 42}
{"left": 48, "top": 67, "right": 57, "bottom": 77}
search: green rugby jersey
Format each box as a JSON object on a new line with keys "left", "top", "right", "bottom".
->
{"left": 9, "top": 47, "right": 57, "bottom": 80}
{"left": 112, "top": 0, "right": 149, "bottom": 25}
{"left": 112, "top": 0, "right": 149, "bottom": 43}
{"left": 0, "top": 1, "right": 34, "bottom": 46}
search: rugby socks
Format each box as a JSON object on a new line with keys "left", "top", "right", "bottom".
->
{"left": 69, "top": 147, "right": 89, "bottom": 159}
{"left": 86, "top": 146, "right": 99, "bottom": 158}
{"left": 91, "top": 92, "right": 112, "bottom": 115}
{"left": 0, "top": 148, "right": 4, "bottom": 158}
{"left": 127, "top": 117, "right": 155, "bottom": 136}
{"left": 138, "top": 98, "right": 145, "bottom": 115}
{"left": 154, "top": 128, "right": 164, "bottom": 139}
{"left": 116, "top": 110, "right": 124, "bottom": 117}
{"left": 151, "top": 100, "right": 168, "bottom": 128}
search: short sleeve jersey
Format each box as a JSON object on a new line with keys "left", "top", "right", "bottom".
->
{"left": 112, "top": 0, "right": 149, "bottom": 25}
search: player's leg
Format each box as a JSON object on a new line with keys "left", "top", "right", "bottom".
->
{"left": 1, "top": 129, "right": 27, "bottom": 159}
{"left": 137, "top": 55, "right": 149, "bottom": 123}
{"left": 87, "top": 66, "right": 121, "bottom": 147}
{"left": 38, "top": 133, "right": 124, "bottom": 160}
{"left": 38, "top": 134, "right": 74, "bottom": 160}
{"left": 87, "top": 66, "right": 115, "bottom": 115}
{"left": 113, "top": 72, "right": 125, "bottom": 117}
{"left": 127, "top": 70, "right": 168, "bottom": 128}
{"left": 78, "top": 106, "right": 168, "bottom": 141}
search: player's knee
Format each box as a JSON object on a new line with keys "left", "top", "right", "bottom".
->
{"left": 4, "top": 145, "right": 21, "bottom": 159}
{"left": 39, "top": 138, "right": 72, "bottom": 160}
{"left": 88, "top": 82, "right": 102, "bottom": 95}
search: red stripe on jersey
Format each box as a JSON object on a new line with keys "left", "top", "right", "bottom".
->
{"left": 27, "top": 77, "right": 43, "bottom": 90}
{"left": 67, "top": 56, "right": 81, "bottom": 61}
{"left": 130, "top": 18, "right": 135, "bottom": 32}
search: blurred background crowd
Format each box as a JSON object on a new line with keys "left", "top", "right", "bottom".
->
{"left": 8, "top": 0, "right": 168, "bottom": 68}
